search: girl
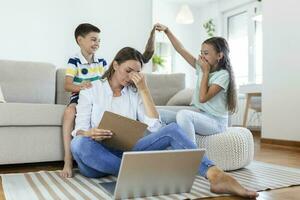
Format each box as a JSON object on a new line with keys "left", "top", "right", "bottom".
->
{"left": 70, "top": 46, "right": 257, "bottom": 198}
{"left": 155, "top": 23, "right": 237, "bottom": 143}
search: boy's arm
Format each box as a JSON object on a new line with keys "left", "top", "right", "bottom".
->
{"left": 64, "top": 76, "right": 92, "bottom": 92}
{"left": 65, "top": 57, "right": 92, "bottom": 93}
{"left": 142, "top": 26, "right": 156, "bottom": 63}
{"left": 64, "top": 76, "right": 81, "bottom": 93}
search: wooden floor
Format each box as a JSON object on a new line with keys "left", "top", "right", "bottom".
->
{"left": 0, "top": 132, "right": 299, "bottom": 200}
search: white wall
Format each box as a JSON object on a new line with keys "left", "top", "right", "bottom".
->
{"left": 262, "top": 0, "right": 300, "bottom": 141}
{"left": 0, "top": 0, "right": 152, "bottom": 70}
{"left": 218, "top": 0, "right": 254, "bottom": 12}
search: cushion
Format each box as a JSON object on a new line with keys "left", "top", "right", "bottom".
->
{"left": 145, "top": 73, "right": 185, "bottom": 105}
{"left": 166, "top": 88, "right": 194, "bottom": 106}
{"left": 0, "top": 86, "right": 5, "bottom": 103}
{"left": 0, "top": 60, "right": 56, "bottom": 104}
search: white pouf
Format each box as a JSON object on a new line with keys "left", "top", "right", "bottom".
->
{"left": 195, "top": 127, "right": 254, "bottom": 171}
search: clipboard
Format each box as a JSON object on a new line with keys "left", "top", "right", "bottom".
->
{"left": 98, "top": 111, "right": 148, "bottom": 151}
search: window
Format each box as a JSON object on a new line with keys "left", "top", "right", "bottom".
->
{"left": 223, "top": 2, "right": 262, "bottom": 87}
{"left": 254, "top": 19, "right": 263, "bottom": 83}
{"left": 153, "top": 42, "right": 172, "bottom": 74}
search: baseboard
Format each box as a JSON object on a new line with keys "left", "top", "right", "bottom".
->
{"left": 261, "top": 138, "right": 300, "bottom": 148}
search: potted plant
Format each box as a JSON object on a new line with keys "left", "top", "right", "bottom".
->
{"left": 152, "top": 54, "right": 165, "bottom": 72}
{"left": 203, "top": 18, "right": 215, "bottom": 37}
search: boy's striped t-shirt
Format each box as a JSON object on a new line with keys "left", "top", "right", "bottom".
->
{"left": 65, "top": 52, "right": 108, "bottom": 99}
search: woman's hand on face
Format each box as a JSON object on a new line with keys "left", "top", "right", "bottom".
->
{"left": 85, "top": 128, "right": 113, "bottom": 141}
{"left": 199, "top": 56, "right": 211, "bottom": 74}
{"left": 155, "top": 23, "right": 168, "bottom": 32}
{"left": 130, "top": 72, "right": 147, "bottom": 91}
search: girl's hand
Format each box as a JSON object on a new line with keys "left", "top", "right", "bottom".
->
{"left": 85, "top": 128, "right": 113, "bottom": 141}
{"left": 199, "top": 56, "right": 211, "bottom": 74}
{"left": 130, "top": 72, "right": 147, "bottom": 91}
{"left": 155, "top": 23, "right": 168, "bottom": 33}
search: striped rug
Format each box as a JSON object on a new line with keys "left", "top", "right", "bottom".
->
{"left": 1, "top": 161, "right": 300, "bottom": 200}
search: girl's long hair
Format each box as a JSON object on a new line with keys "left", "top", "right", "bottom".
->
{"left": 203, "top": 37, "right": 237, "bottom": 114}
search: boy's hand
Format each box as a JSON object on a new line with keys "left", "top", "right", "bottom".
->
{"left": 79, "top": 81, "right": 92, "bottom": 90}
{"left": 130, "top": 72, "right": 147, "bottom": 91}
{"left": 155, "top": 23, "right": 168, "bottom": 33}
{"left": 84, "top": 128, "right": 113, "bottom": 141}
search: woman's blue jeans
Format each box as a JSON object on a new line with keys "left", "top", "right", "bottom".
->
{"left": 71, "top": 123, "right": 214, "bottom": 178}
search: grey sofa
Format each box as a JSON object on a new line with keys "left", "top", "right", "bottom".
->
{"left": 0, "top": 60, "right": 65, "bottom": 164}
{"left": 0, "top": 60, "right": 194, "bottom": 165}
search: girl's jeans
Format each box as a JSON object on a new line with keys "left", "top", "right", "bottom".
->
{"left": 158, "top": 109, "right": 228, "bottom": 143}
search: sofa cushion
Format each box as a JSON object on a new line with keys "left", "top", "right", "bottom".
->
{"left": 166, "top": 88, "right": 194, "bottom": 106}
{"left": 0, "top": 103, "right": 65, "bottom": 126}
{"left": 145, "top": 73, "right": 185, "bottom": 105}
{"left": 0, "top": 60, "right": 56, "bottom": 104}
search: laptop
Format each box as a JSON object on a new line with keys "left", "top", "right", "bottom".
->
{"left": 99, "top": 149, "right": 205, "bottom": 199}
{"left": 98, "top": 111, "right": 148, "bottom": 151}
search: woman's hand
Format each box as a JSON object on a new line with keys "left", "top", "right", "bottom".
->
{"left": 130, "top": 72, "right": 159, "bottom": 119}
{"left": 130, "top": 72, "right": 147, "bottom": 92}
{"left": 155, "top": 23, "right": 168, "bottom": 33}
{"left": 84, "top": 128, "right": 113, "bottom": 141}
{"left": 199, "top": 56, "right": 211, "bottom": 74}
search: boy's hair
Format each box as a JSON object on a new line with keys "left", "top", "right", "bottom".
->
{"left": 74, "top": 23, "right": 100, "bottom": 43}
{"left": 203, "top": 37, "right": 237, "bottom": 114}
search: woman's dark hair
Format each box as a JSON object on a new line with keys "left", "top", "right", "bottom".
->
{"left": 102, "top": 47, "right": 144, "bottom": 81}
{"left": 203, "top": 37, "right": 237, "bottom": 114}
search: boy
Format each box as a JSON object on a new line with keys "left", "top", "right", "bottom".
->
{"left": 60, "top": 23, "right": 107, "bottom": 178}
{"left": 60, "top": 23, "right": 156, "bottom": 178}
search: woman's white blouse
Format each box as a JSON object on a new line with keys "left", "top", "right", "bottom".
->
{"left": 71, "top": 79, "right": 162, "bottom": 137}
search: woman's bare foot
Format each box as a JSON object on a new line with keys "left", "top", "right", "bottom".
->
{"left": 207, "top": 166, "right": 258, "bottom": 199}
{"left": 60, "top": 161, "right": 73, "bottom": 178}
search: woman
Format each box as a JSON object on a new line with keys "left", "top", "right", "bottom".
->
{"left": 70, "top": 47, "right": 258, "bottom": 198}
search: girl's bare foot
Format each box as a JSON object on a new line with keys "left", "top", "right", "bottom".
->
{"left": 207, "top": 166, "right": 258, "bottom": 199}
{"left": 60, "top": 161, "right": 73, "bottom": 178}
